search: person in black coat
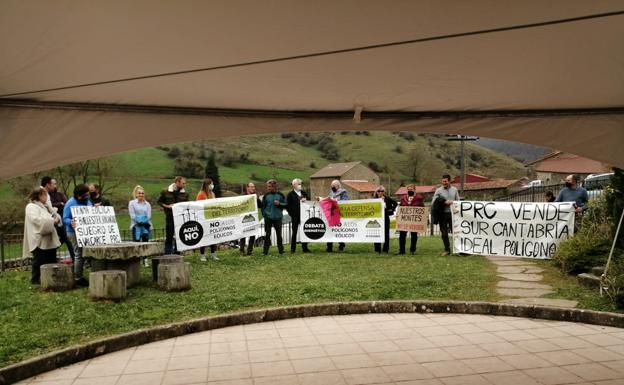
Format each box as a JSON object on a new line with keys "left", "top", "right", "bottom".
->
{"left": 286, "top": 178, "right": 310, "bottom": 253}
{"left": 373, "top": 186, "right": 397, "bottom": 253}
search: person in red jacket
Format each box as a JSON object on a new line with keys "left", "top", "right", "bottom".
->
{"left": 398, "top": 184, "right": 424, "bottom": 255}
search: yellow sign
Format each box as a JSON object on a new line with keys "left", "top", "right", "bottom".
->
{"left": 339, "top": 202, "right": 382, "bottom": 218}
{"left": 204, "top": 195, "right": 256, "bottom": 219}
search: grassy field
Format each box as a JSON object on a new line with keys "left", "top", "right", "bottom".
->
{"left": 0, "top": 238, "right": 500, "bottom": 368}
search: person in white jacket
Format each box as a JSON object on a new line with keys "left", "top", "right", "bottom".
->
{"left": 23, "top": 187, "right": 61, "bottom": 284}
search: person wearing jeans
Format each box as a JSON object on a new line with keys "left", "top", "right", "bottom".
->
{"left": 63, "top": 184, "right": 92, "bottom": 286}
{"left": 431, "top": 174, "right": 460, "bottom": 256}
{"left": 261, "top": 180, "right": 287, "bottom": 255}
{"left": 286, "top": 178, "right": 310, "bottom": 253}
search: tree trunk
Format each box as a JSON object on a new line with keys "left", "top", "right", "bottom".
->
{"left": 158, "top": 262, "right": 191, "bottom": 291}
{"left": 89, "top": 270, "right": 127, "bottom": 301}
{"left": 41, "top": 263, "right": 74, "bottom": 291}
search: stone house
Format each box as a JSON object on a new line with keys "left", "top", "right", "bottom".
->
{"left": 310, "top": 162, "right": 380, "bottom": 199}
{"left": 525, "top": 151, "right": 610, "bottom": 185}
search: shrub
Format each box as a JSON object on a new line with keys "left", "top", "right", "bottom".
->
{"left": 398, "top": 132, "right": 416, "bottom": 141}
{"left": 395, "top": 145, "right": 403, "bottom": 154}
{"left": 553, "top": 197, "right": 613, "bottom": 274}
{"left": 174, "top": 154, "right": 203, "bottom": 178}
{"left": 167, "top": 146, "right": 181, "bottom": 158}
{"left": 368, "top": 161, "right": 383, "bottom": 173}
{"left": 309, "top": 161, "right": 316, "bottom": 169}
{"left": 0, "top": 198, "right": 26, "bottom": 233}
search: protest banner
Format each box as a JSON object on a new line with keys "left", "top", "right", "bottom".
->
{"left": 71, "top": 205, "right": 122, "bottom": 247}
{"left": 300, "top": 199, "right": 385, "bottom": 243}
{"left": 174, "top": 195, "right": 259, "bottom": 251}
{"left": 395, "top": 206, "right": 428, "bottom": 232}
{"left": 451, "top": 201, "right": 575, "bottom": 259}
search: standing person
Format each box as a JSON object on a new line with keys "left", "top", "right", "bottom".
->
{"left": 23, "top": 187, "right": 61, "bottom": 284}
{"left": 129, "top": 185, "right": 152, "bottom": 267}
{"left": 43, "top": 177, "right": 75, "bottom": 262}
{"left": 545, "top": 190, "right": 555, "bottom": 202}
{"left": 158, "top": 176, "right": 189, "bottom": 255}
{"left": 326, "top": 180, "right": 349, "bottom": 252}
{"left": 431, "top": 174, "right": 460, "bottom": 256}
{"left": 239, "top": 182, "right": 262, "bottom": 256}
{"left": 196, "top": 178, "right": 219, "bottom": 261}
{"left": 88, "top": 183, "right": 112, "bottom": 206}
{"left": 398, "top": 184, "right": 424, "bottom": 255}
{"left": 555, "top": 174, "right": 588, "bottom": 213}
{"left": 373, "top": 186, "right": 397, "bottom": 254}
{"left": 287, "top": 178, "right": 310, "bottom": 253}
{"left": 63, "top": 184, "right": 92, "bottom": 286}
{"left": 261, "top": 180, "right": 287, "bottom": 255}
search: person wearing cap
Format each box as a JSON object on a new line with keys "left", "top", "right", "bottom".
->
{"left": 373, "top": 185, "right": 397, "bottom": 254}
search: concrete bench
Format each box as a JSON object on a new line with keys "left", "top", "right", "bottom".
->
{"left": 89, "top": 270, "right": 127, "bottom": 301}
{"left": 157, "top": 262, "right": 191, "bottom": 291}
{"left": 41, "top": 263, "right": 74, "bottom": 291}
{"left": 151, "top": 255, "right": 184, "bottom": 281}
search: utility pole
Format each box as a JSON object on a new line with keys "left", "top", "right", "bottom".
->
{"left": 446, "top": 135, "right": 479, "bottom": 197}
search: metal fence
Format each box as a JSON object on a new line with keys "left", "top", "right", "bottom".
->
{"left": 495, "top": 184, "right": 566, "bottom": 203}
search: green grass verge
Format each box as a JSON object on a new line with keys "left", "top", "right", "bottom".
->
{"left": 0, "top": 238, "right": 499, "bottom": 368}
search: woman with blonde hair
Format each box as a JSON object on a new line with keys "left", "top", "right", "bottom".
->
{"left": 23, "top": 186, "right": 61, "bottom": 284}
{"left": 129, "top": 186, "right": 152, "bottom": 241}
{"left": 197, "top": 178, "right": 218, "bottom": 261}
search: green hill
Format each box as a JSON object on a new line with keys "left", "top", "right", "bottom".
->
{"left": 0, "top": 132, "right": 526, "bottom": 207}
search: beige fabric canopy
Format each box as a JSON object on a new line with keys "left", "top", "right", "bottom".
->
{"left": 1, "top": 0, "right": 623, "bottom": 179}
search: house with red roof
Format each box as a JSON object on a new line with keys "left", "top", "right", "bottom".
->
{"left": 525, "top": 152, "right": 610, "bottom": 185}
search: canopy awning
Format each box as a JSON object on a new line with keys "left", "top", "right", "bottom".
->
{"left": 1, "top": 0, "right": 623, "bottom": 178}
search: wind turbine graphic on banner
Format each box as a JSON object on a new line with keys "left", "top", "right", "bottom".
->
{"left": 181, "top": 205, "right": 198, "bottom": 222}
{"left": 307, "top": 203, "right": 323, "bottom": 219}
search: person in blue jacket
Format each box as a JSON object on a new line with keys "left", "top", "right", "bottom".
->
{"left": 261, "top": 179, "right": 287, "bottom": 255}
{"left": 63, "top": 184, "right": 92, "bottom": 287}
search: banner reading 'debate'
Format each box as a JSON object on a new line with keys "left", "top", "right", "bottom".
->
{"left": 173, "top": 195, "right": 259, "bottom": 251}
{"left": 71, "top": 205, "right": 122, "bottom": 247}
{"left": 451, "top": 201, "right": 575, "bottom": 259}
{"left": 300, "top": 199, "right": 385, "bottom": 243}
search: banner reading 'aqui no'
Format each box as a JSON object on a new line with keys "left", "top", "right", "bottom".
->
{"left": 451, "top": 201, "right": 575, "bottom": 259}
{"left": 300, "top": 199, "right": 385, "bottom": 243}
{"left": 173, "top": 195, "right": 259, "bottom": 251}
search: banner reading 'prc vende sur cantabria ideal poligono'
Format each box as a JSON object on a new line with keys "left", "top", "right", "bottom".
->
{"left": 451, "top": 201, "right": 576, "bottom": 259}
{"left": 300, "top": 199, "right": 385, "bottom": 243}
{"left": 173, "top": 195, "right": 259, "bottom": 251}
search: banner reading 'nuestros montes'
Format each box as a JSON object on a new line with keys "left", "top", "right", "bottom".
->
{"left": 300, "top": 199, "right": 385, "bottom": 243}
{"left": 173, "top": 195, "right": 259, "bottom": 251}
{"left": 451, "top": 201, "right": 575, "bottom": 259}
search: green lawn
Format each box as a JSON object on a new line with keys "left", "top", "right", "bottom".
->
{"left": 0, "top": 238, "right": 499, "bottom": 367}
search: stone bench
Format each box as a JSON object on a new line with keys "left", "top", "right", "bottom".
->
{"left": 158, "top": 262, "right": 191, "bottom": 291}
{"left": 41, "top": 263, "right": 74, "bottom": 291}
{"left": 151, "top": 255, "right": 184, "bottom": 281}
{"left": 89, "top": 270, "right": 127, "bottom": 301}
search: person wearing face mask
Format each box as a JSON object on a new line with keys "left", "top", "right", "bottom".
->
{"left": 326, "top": 180, "right": 349, "bottom": 252}
{"left": 63, "top": 184, "right": 93, "bottom": 286}
{"left": 239, "top": 182, "right": 262, "bottom": 256}
{"left": 373, "top": 186, "right": 397, "bottom": 254}
{"left": 88, "top": 183, "right": 111, "bottom": 207}
{"left": 398, "top": 184, "right": 424, "bottom": 255}
{"left": 261, "top": 179, "right": 287, "bottom": 255}
{"left": 287, "top": 178, "right": 310, "bottom": 253}
{"left": 431, "top": 174, "right": 460, "bottom": 256}
{"left": 555, "top": 174, "right": 588, "bottom": 214}
{"left": 196, "top": 178, "right": 219, "bottom": 261}
{"left": 158, "top": 176, "right": 190, "bottom": 255}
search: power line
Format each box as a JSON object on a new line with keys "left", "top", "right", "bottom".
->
{"left": 0, "top": 9, "right": 622, "bottom": 99}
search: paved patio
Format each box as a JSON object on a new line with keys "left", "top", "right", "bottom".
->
{"left": 19, "top": 313, "right": 624, "bottom": 385}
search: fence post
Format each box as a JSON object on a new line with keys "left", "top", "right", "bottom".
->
{"left": 1, "top": 233, "right": 5, "bottom": 272}
{"left": 531, "top": 186, "right": 535, "bottom": 202}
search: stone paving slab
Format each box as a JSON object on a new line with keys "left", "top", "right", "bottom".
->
{"left": 498, "top": 274, "right": 544, "bottom": 282}
{"left": 500, "top": 298, "right": 579, "bottom": 308}
{"left": 491, "top": 260, "right": 537, "bottom": 266}
{"left": 497, "top": 288, "right": 555, "bottom": 298}
{"left": 17, "top": 313, "right": 621, "bottom": 385}
{"left": 497, "top": 281, "right": 553, "bottom": 290}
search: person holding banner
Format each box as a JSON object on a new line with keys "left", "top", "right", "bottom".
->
{"left": 373, "top": 186, "right": 397, "bottom": 253}
{"left": 23, "top": 187, "right": 61, "bottom": 284}
{"left": 432, "top": 174, "right": 460, "bottom": 256}
{"left": 88, "top": 184, "right": 112, "bottom": 207}
{"left": 239, "top": 182, "right": 262, "bottom": 256}
{"left": 397, "top": 184, "right": 424, "bottom": 255}
{"left": 261, "top": 179, "right": 287, "bottom": 255}
{"left": 287, "top": 178, "right": 310, "bottom": 253}
{"left": 196, "top": 178, "right": 219, "bottom": 261}
{"left": 63, "top": 184, "right": 92, "bottom": 286}
{"left": 158, "top": 176, "right": 189, "bottom": 255}
{"left": 325, "top": 180, "right": 349, "bottom": 252}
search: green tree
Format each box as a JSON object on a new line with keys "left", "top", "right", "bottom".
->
{"left": 205, "top": 152, "right": 222, "bottom": 197}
